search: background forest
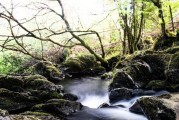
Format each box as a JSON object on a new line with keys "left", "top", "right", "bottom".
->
{"left": 0, "top": 0, "right": 179, "bottom": 73}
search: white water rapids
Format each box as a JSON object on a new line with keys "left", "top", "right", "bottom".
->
{"left": 61, "top": 77, "right": 169, "bottom": 120}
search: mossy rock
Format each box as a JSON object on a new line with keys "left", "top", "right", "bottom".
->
{"left": 153, "top": 33, "right": 176, "bottom": 51}
{"left": 0, "top": 88, "right": 37, "bottom": 112}
{"left": 34, "top": 61, "right": 64, "bottom": 82}
{"left": 31, "top": 99, "right": 83, "bottom": 117}
{"left": 62, "top": 54, "right": 105, "bottom": 76}
{"left": 138, "top": 94, "right": 179, "bottom": 120}
{"left": 22, "top": 75, "right": 63, "bottom": 100}
{"left": 109, "top": 69, "right": 136, "bottom": 91}
{"left": 168, "top": 52, "right": 179, "bottom": 69}
{"left": 0, "top": 75, "right": 24, "bottom": 91}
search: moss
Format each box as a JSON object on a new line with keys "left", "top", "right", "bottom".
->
{"left": 0, "top": 88, "right": 36, "bottom": 111}
{"left": 153, "top": 33, "right": 176, "bottom": 51}
{"left": 138, "top": 96, "right": 176, "bottom": 120}
{"left": 169, "top": 52, "right": 179, "bottom": 69}
{"left": 164, "top": 46, "right": 179, "bottom": 54}
{"left": 31, "top": 99, "right": 82, "bottom": 117}
{"left": 23, "top": 75, "right": 47, "bottom": 81}
{"left": 62, "top": 54, "right": 105, "bottom": 76}
{"left": 34, "top": 61, "right": 63, "bottom": 81}
{"left": 21, "top": 111, "right": 51, "bottom": 116}
{"left": 147, "top": 80, "right": 167, "bottom": 90}
{"left": 9, "top": 115, "right": 41, "bottom": 120}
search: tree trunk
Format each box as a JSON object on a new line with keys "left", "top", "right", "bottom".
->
{"left": 169, "top": 1, "right": 174, "bottom": 31}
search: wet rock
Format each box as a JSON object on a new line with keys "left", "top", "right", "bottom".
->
{"left": 109, "top": 88, "right": 133, "bottom": 102}
{"left": 138, "top": 93, "right": 179, "bottom": 120}
{"left": 109, "top": 70, "right": 136, "bottom": 91}
{"left": 129, "top": 101, "right": 143, "bottom": 114}
{"left": 31, "top": 99, "right": 83, "bottom": 117}
{"left": 98, "top": 103, "right": 110, "bottom": 108}
{"left": 63, "top": 93, "right": 78, "bottom": 101}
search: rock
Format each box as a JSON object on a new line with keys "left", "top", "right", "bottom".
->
{"left": 137, "top": 93, "right": 179, "bottom": 120}
{"left": 98, "top": 103, "right": 110, "bottom": 108}
{"left": 153, "top": 34, "right": 176, "bottom": 51}
{"left": 31, "top": 99, "right": 83, "bottom": 117}
{"left": 0, "top": 114, "right": 62, "bottom": 120}
{"left": 0, "top": 109, "right": 9, "bottom": 117}
{"left": 147, "top": 80, "right": 179, "bottom": 92}
{"left": 34, "top": 61, "right": 64, "bottom": 82}
{"left": 0, "top": 75, "right": 24, "bottom": 91}
{"left": 109, "top": 87, "right": 156, "bottom": 103}
{"left": 62, "top": 54, "right": 105, "bottom": 77}
{"left": 0, "top": 88, "right": 37, "bottom": 112}
{"left": 129, "top": 101, "right": 143, "bottom": 114}
{"left": 109, "top": 88, "right": 133, "bottom": 102}
{"left": 166, "top": 69, "right": 179, "bottom": 84}
{"left": 101, "top": 72, "right": 113, "bottom": 80}
{"left": 23, "top": 75, "right": 63, "bottom": 92}
{"left": 21, "top": 111, "right": 62, "bottom": 120}
{"left": 63, "top": 93, "right": 78, "bottom": 101}
{"left": 109, "top": 70, "right": 136, "bottom": 91}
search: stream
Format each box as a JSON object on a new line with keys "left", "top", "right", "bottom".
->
{"left": 61, "top": 77, "right": 169, "bottom": 120}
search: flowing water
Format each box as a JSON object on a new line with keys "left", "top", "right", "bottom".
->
{"left": 61, "top": 77, "right": 169, "bottom": 120}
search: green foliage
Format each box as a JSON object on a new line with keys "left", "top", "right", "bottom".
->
{"left": 0, "top": 53, "right": 24, "bottom": 74}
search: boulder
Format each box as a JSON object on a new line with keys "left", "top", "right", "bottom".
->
{"left": 34, "top": 61, "right": 64, "bottom": 82}
{"left": 98, "top": 103, "right": 110, "bottom": 108}
{"left": 109, "top": 88, "right": 133, "bottom": 102}
{"left": 62, "top": 54, "right": 105, "bottom": 77}
{"left": 109, "top": 70, "right": 136, "bottom": 91}
{"left": 147, "top": 80, "right": 179, "bottom": 92}
{"left": 109, "top": 88, "right": 150, "bottom": 103}
{"left": 62, "top": 93, "right": 78, "bottom": 101}
{"left": 0, "top": 88, "right": 37, "bottom": 112}
{"left": 137, "top": 94, "right": 179, "bottom": 120}
{"left": 129, "top": 101, "right": 143, "bottom": 114}
{"left": 0, "top": 75, "right": 24, "bottom": 91}
{"left": 31, "top": 99, "right": 83, "bottom": 117}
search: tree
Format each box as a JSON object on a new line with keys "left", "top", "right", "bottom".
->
{"left": 115, "top": 0, "right": 145, "bottom": 54}
{"left": 0, "top": 0, "right": 109, "bottom": 69}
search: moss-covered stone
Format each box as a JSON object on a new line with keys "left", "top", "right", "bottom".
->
{"left": 34, "top": 61, "right": 64, "bottom": 82}
{"left": 0, "top": 88, "right": 37, "bottom": 112}
{"left": 153, "top": 32, "right": 176, "bottom": 51}
{"left": 0, "top": 75, "right": 24, "bottom": 91}
{"left": 138, "top": 93, "right": 179, "bottom": 120}
{"left": 31, "top": 99, "right": 83, "bottom": 117}
{"left": 109, "top": 70, "right": 136, "bottom": 91}
{"left": 62, "top": 54, "right": 105, "bottom": 76}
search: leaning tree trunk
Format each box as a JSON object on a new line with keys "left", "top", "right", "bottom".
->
{"left": 56, "top": 0, "right": 109, "bottom": 70}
